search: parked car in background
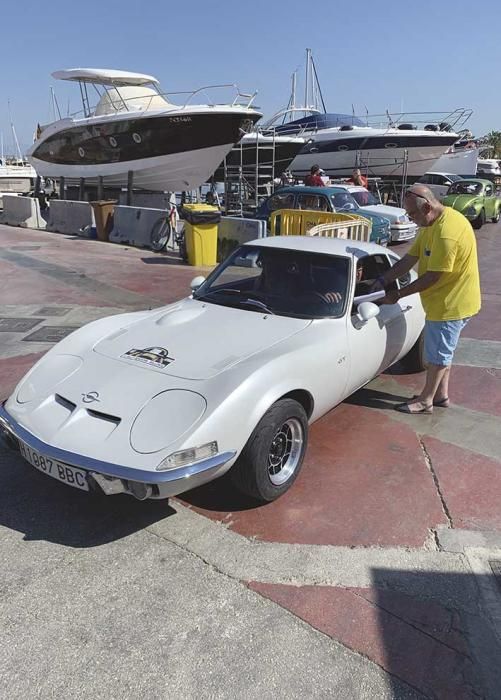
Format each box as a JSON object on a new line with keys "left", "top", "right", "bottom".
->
{"left": 441, "top": 178, "right": 501, "bottom": 228}
{"left": 477, "top": 159, "right": 501, "bottom": 177}
{"left": 326, "top": 184, "right": 417, "bottom": 242}
{"left": 418, "top": 172, "right": 463, "bottom": 199}
{"left": 256, "top": 186, "right": 391, "bottom": 245}
{"left": 0, "top": 237, "right": 425, "bottom": 503}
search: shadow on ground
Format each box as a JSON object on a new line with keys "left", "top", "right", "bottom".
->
{"left": 0, "top": 446, "right": 175, "bottom": 547}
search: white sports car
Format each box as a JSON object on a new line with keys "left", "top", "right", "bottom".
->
{"left": 0, "top": 237, "right": 425, "bottom": 503}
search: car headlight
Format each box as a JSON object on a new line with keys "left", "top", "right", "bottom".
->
{"left": 466, "top": 206, "right": 477, "bottom": 216}
{"left": 397, "top": 215, "right": 408, "bottom": 223}
{"left": 156, "top": 441, "right": 218, "bottom": 471}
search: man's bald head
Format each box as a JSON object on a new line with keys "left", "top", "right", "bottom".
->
{"left": 404, "top": 183, "right": 443, "bottom": 226}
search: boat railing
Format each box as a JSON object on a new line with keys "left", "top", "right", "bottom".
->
{"left": 263, "top": 106, "right": 473, "bottom": 135}
{"left": 65, "top": 83, "right": 258, "bottom": 120}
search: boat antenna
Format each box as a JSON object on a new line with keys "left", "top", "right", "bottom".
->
{"left": 50, "top": 87, "right": 62, "bottom": 121}
{"left": 310, "top": 55, "right": 327, "bottom": 114}
{"left": 365, "top": 105, "right": 369, "bottom": 126}
{"left": 8, "top": 100, "right": 23, "bottom": 161}
{"left": 304, "top": 48, "right": 311, "bottom": 111}
{"left": 1, "top": 132, "right": 4, "bottom": 164}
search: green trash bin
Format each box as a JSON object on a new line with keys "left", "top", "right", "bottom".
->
{"left": 181, "top": 204, "right": 221, "bottom": 266}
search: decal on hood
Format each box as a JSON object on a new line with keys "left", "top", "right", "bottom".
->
{"left": 121, "top": 346, "right": 174, "bottom": 369}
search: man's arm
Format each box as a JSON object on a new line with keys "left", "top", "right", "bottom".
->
{"left": 373, "top": 253, "right": 418, "bottom": 289}
{"left": 381, "top": 270, "right": 442, "bottom": 304}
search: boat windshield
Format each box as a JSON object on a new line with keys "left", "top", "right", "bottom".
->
{"left": 350, "top": 190, "right": 380, "bottom": 206}
{"left": 194, "top": 245, "right": 350, "bottom": 319}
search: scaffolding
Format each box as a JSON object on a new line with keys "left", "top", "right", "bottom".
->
{"left": 355, "top": 149, "right": 410, "bottom": 207}
{"left": 222, "top": 130, "right": 278, "bottom": 216}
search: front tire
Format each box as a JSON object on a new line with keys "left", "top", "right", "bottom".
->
{"left": 472, "top": 209, "right": 485, "bottom": 230}
{"left": 231, "top": 399, "right": 308, "bottom": 502}
{"left": 401, "top": 330, "right": 426, "bottom": 373}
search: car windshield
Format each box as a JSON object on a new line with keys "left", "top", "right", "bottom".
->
{"left": 330, "top": 192, "right": 359, "bottom": 211}
{"left": 193, "top": 245, "right": 350, "bottom": 319}
{"left": 448, "top": 181, "right": 482, "bottom": 195}
{"left": 350, "top": 190, "right": 380, "bottom": 206}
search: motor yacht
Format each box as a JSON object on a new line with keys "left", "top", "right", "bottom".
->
{"left": 27, "top": 68, "right": 262, "bottom": 192}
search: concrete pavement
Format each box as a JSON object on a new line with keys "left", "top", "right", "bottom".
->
{"left": 1, "top": 222, "right": 501, "bottom": 698}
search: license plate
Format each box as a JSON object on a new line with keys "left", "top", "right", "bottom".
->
{"left": 19, "top": 440, "right": 89, "bottom": 492}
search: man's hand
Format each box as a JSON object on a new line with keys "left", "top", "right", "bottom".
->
{"left": 379, "top": 289, "right": 400, "bottom": 305}
{"left": 319, "top": 291, "right": 343, "bottom": 304}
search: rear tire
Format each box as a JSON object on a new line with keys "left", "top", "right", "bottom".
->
{"left": 491, "top": 210, "right": 500, "bottom": 223}
{"left": 401, "top": 330, "right": 426, "bottom": 373}
{"left": 231, "top": 399, "right": 308, "bottom": 502}
{"left": 150, "top": 217, "right": 171, "bottom": 252}
{"left": 472, "top": 209, "right": 485, "bottom": 230}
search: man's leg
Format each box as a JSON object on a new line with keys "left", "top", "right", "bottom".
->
{"left": 396, "top": 319, "right": 463, "bottom": 413}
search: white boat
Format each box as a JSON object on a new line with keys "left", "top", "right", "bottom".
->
{"left": 0, "top": 160, "right": 38, "bottom": 206}
{"left": 430, "top": 145, "right": 479, "bottom": 176}
{"left": 27, "top": 68, "right": 262, "bottom": 192}
{"left": 271, "top": 110, "right": 465, "bottom": 180}
{"left": 266, "top": 50, "right": 471, "bottom": 181}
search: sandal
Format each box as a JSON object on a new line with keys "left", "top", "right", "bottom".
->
{"left": 412, "top": 394, "right": 450, "bottom": 408}
{"left": 395, "top": 401, "right": 433, "bottom": 414}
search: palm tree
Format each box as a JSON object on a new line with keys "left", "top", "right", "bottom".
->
{"left": 484, "top": 130, "right": 501, "bottom": 158}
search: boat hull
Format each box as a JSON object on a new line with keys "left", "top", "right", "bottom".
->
{"left": 290, "top": 130, "right": 458, "bottom": 179}
{"left": 28, "top": 110, "right": 261, "bottom": 191}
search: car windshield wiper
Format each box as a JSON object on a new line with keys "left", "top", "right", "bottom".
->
{"left": 238, "top": 298, "right": 274, "bottom": 314}
{"left": 196, "top": 288, "right": 274, "bottom": 314}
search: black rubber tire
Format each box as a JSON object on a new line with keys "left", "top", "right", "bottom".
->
{"left": 401, "top": 330, "right": 426, "bottom": 373}
{"left": 472, "top": 209, "right": 485, "bottom": 230}
{"left": 150, "top": 217, "right": 171, "bottom": 252}
{"left": 230, "top": 399, "right": 308, "bottom": 502}
{"left": 491, "top": 210, "right": 500, "bottom": 223}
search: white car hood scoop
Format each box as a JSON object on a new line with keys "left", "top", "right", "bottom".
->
{"left": 93, "top": 298, "right": 310, "bottom": 380}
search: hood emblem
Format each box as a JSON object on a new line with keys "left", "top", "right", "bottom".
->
{"left": 81, "top": 391, "right": 100, "bottom": 404}
{"left": 121, "top": 346, "right": 174, "bottom": 369}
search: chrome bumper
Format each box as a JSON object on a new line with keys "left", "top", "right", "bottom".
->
{"left": 0, "top": 403, "right": 236, "bottom": 499}
{"left": 390, "top": 225, "right": 417, "bottom": 242}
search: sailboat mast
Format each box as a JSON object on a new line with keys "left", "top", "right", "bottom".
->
{"left": 304, "top": 48, "right": 311, "bottom": 112}
{"left": 8, "top": 101, "right": 23, "bottom": 161}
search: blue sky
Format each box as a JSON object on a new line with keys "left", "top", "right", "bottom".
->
{"left": 2, "top": 0, "right": 499, "bottom": 154}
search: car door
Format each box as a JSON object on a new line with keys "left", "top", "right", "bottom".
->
{"left": 483, "top": 183, "right": 494, "bottom": 218}
{"left": 345, "top": 254, "right": 418, "bottom": 393}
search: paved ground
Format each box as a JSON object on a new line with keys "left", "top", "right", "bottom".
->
{"left": 1, "top": 222, "right": 501, "bottom": 698}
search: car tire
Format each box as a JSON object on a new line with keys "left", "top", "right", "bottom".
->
{"left": 472, "top": 209, "right": 485, "bottom": 230}
{"left": 491, "top": 210, "right": 500, "bottom": 223}
{"left": 401, "top": 330, "right": 426, "bottom": 373}
{"left": 230, "top": 399, "right": 308, "bottom": 502}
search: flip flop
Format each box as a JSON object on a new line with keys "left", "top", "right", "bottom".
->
{"left": 395, "top": 402, "right": 433, "bottom": 414}
{"left": 412, "top": 395, "right": 450, "bottom": 408}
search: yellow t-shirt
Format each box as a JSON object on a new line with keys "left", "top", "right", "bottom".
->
{"left": 408, "top": 207, "right": 481, "bottom": 321}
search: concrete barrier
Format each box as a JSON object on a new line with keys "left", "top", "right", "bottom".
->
{"left": 118, "top": 192, "right": 175, "bottom": 210}
{"left": 1, "top": 195, "right": 46, "bottom": 229}
{"left": 47, "top": 200, "right": 94, "bottom": 235}
{"left": 217, "top": 217, "right": 266, "bottom": 261}
{"left": 109, "top": 205, "right": 169, "bottom": 249}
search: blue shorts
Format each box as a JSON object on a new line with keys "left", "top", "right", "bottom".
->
{"left": 424, "top": 319, "right": 469, "bottom": 366}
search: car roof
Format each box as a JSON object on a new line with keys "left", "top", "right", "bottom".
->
{"left": 243, "top": 235, "right": 388, "bottom": 259}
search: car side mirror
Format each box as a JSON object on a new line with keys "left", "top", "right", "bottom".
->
{"left": 190, "top": 275, "right": 206, "bottom": 293}
{"left": 357, "top": 301, "right": 381, "bottom": 324}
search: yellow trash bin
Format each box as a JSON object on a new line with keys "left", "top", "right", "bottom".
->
{"left": 181, "top": 204, "right": 221, "bottom": 266}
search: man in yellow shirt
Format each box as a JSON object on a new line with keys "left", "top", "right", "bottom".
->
{"left": 375, "top": 184, "right": 481, "bottom": 414}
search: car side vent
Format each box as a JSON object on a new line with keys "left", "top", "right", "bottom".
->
{"left": 55, "top": 394, "right": 77, "bottom": 412}
{"left": 87, "top": 409, "right": 121, "bottom": 426}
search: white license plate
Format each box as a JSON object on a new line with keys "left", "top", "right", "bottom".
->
{"left": 19, "top": 440, "right": 89, "bottom": 492}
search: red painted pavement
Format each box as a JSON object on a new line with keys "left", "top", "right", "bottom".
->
{"left": 249, "top": 582, "right": 478, "bottom": 699}
{"left": 423, "top": 437, "right": 501, "bottom": 531}
{"left": 0, "top": 353, "right": 46, "bottom": 399}
{"left": 182, "top": 404, "right": 447, "bottom": 547}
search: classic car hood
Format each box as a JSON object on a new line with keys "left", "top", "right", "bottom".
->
{"left": 93, "top": 298, "right": 311, "bottom": 380}
{"left": 441, "top": 194, "right": 476, "bottom": 210}
{"left": 359, "top": 204, "right": 408, "bottom": 223}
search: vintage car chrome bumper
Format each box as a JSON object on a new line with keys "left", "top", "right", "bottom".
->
{"left": 390, "top": 223, "right": 418, "bottom": 241}
{"left": 0, "top": 403, "right": 236, "bottom": 500}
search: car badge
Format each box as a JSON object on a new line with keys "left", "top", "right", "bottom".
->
{"left": 81, "top": 391, "right": 100, "bottom": 404}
